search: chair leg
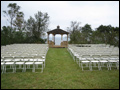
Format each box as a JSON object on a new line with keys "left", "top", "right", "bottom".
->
{"left": 98, "top": 63, "right": 101, "bottom": 70}
{"left": 1, "top": 65, "right": 4, "bottom": 73}
{"left": 79, "top": 60, "right": 80, "bottom": 67}
{"left": 44, "top": 61, "right": 45, "bottom": 68}
{"left": 4, "top": 64, "right": 15, "bottom": 73}
{"left": 117, "top": 62, "right": 119, "bottom": 70}
{"left": 90, "top": 62, "right": 92, "bottom": 71}
{"left": 41, "top": 64, "right": 43, "bottom": 73}
{"left": 32, "top": 64, "right": 35, "bottom": 72}
{"left": 24, "top": 65, "right": 26, "bottom": 72}
{"left": 81, "top": 63, "right": 83, "bottom": 71}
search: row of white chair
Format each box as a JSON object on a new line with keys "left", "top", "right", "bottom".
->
{"left": 77, "top": 54, "right": 119, "bottom": 71}
{"left": 68, "top": 44, "right": 119, "bottom": 71}
{"left": 1, "top": 44, "right": 49, "bottom": 73}
{"left": 2, "top": 46, "right": 48, "bottom": 54}
{"left": 70, "top": 44, "right": 112, "bottom": 47}
{"left": 1, "top": 57, "right": 45, "bottom": 73}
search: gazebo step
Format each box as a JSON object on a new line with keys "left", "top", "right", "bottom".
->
{"left": 49, "top": 45, "right": 67, "bottom": 48}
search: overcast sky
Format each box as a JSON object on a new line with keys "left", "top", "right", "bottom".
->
{"left": 1, "top": 1, "right": 119, "bottom": 31}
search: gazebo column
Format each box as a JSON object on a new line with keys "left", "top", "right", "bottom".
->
{"left": 52, "top": 34, "right": 55, "bottom": 45}
{"left": 61, "top": 34, "right": 63, "bottom": 42}
{"left": 67, "top": 34, "right": 68, "bottom": 47}
{"left": 54, "top": 34, "right": 55, "bottom": 45}
{"left": 61, "top": 34, "right": 63, "bottom": 46}
{"left": 47, "top": 34, "right": 49, "bottom": 44}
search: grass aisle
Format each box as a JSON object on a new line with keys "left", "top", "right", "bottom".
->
{"left": 1, "top": 48, "right": 119, "bottom": 89}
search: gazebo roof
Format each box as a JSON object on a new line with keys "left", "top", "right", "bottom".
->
{"left": 47, "top": 26, "right": 69, "bottom": 35}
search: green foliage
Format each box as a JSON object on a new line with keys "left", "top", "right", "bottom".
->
{"left": 68, "top": 21, "right": 119, "bottom": 47}
{"left": 3, "top": 3, "right": 20, "bottom": 30}
{"left": 68, "top": 21, "right": 82, "bottom": 44}
{"left": 24, "top": 36, "right": 45, "bottom": 43}
{"left": 1, "top": 26, "right": 11, "bottom": 45}
{"left": 1, "top": 25, "right": 46, "bottom": 45}
{"left": 26, "top": 11, "right": 49, "bottom": 42}
{"left": 1, "top": 3, "right": 49, "bottom": 46}
{"left": 95, "top": 25, "right": 119, "bottom": 46}
{"left": 13, "top": 11, "right": 24, "bottom": 31}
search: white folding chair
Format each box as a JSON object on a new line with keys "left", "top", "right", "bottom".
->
{"left": 34, "top": 56, "right": 45, "bottom": 68}
{"left": 109, "top": 55, "right": 119, "bottom": 70}
{"left": 34, "top": 62, "right": 43, "bottom": 73}
{"left": 3, "top": 56, "right": 15, "bottom": 73}
{"left": 14, "top": 57, "right": 25, "bottom": 73}
{"left": 4, "top": 62, "right": 15, "bottom": 73}
{"left": 80, "top": 55, "right": 91, "bottom": 71}
{"left": 4, "top": 56, "right": 13, "bottom": 62}
{"left": 74, "top": 53, "right": 79, "bottom": 64}
{"left": 24, "top": 57, "right": 35, "bottom": 72}
{"left": 100, "top": 55, "right": 109, "bottom": 70}
{"left": 90, "top": 55, "right": 101, "bottom": 70}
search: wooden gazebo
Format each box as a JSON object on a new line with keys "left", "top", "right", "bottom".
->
{"left": 47, "top": 26, "right": 69, "bottom": 48}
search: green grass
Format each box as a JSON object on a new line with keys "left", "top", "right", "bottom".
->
{"left": 1, "top": 48, "right": 119, "bottom": 89}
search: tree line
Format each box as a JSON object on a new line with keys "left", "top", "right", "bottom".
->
{"left": 67, "top": 21, "right": 119, "bottom": 47}
{"left": 1, "top": 3, "right": 49, "bottom": 45}
{"left": 1, "top": 3, "right": 119, "bottom": 47}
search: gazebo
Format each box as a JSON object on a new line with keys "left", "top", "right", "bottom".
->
{"left": 47, "top": 26, "right": 69, "bottom": 48}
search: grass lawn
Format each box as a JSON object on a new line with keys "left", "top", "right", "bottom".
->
{"left": 1, "top": 48, "right": 119, "bottom": 89}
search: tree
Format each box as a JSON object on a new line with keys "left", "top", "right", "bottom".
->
{"left": 81, "top": 24, "right": 92, "bottom": 43}
{"left": 26, "top": 16, "right": 36, "bottom": 37}
{"left": 26, "top": 11, "right": 49, "bottom": 43}
{"left": 1, "top": 26, "right": 12, "bottom": 45}
{"left": 2, "top": 3, "right": 26, "bottom": 45}
{"left": 34, "top": 11, "right": 49, "bottom": 38}
{"left": 67, "top": 21, "right": 82, "bottom": 44}
{"left": 3, "top": 3, "right": 20, "bottom": 30}
{"left": 2, "top": 3, "right": 49, "bottom": 45}
{"left": 67, "top": 21, "right": 119, "bottom": 47}
{"left": 13, "top": 11, "right": 24, "bottom": 31}
{"left": 94, "top": 25, "right": 119, "bottom": 46}
{"left": 81, "top": 24, "right": 92, "bottom": 33}
{"left": 67, "top": 22, "right": 94, "bottom": 44}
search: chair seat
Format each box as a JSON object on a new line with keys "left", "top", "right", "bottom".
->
{"left": 34, "top": 62, "right": 43, "bottom": 64}
{"left": 4, "top": 59, "right": 12, "bottom": 62}
{"left": 99, "top": 60, "right": 108, "bottom": 62}
{"left": 101, "top": 58, "right": 109, "bottom": 60}
{"left": 91, "top": 61, "right": 99, "bottom": 63}
{"left": 1, "top": 62, "right": 4, "bottom": 65}
{"left": 5, "top": 62, "right": 14, "bottom": 65}
{"left": 74, "top": 54, "right": 79, "bottom": 57}
{"left": 14, "top": 59, "right": 21, "bottom": 61}
{"left": 110, "top": 58, "right": 119, "bottom": 60}
{"left": 24, "top": 59, "right": 29, "bottom": 61}
{"left": 42, "top": 56, "right": 45, "bottom": 59}
{"left": 29, "top": 59, "right": 35, "bottom": 61}
{"left": 81, "top": 61, "right": 90, "bottom": 63}
{"left": 94, "top": 58, "right": 100, "bottom": 60}
{"left": 1, "top": 59, "right": 3, "bottom": 61}
{"left": 15, "top": 62, "right": 24, "bottom": 64}
{"left": 34, "top": 59, "right": 39, "bottom": 61}
{"left": 81, "top": 58, "right": 86, "bottom": 60}
{"left": 25, "top": 62, "right": 34, "bottom": 64}
{"left": 87, "top": 58, "right": 94, "bottom": 60}
{"left": 38, "top": 59, "right": 45, "bottom": 61}
{"left": 109, "top": 60, "right": 118, "bottom": 62}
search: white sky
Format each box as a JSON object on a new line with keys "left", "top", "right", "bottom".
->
{"left": 1, "top": 1, "right": 119, "bottom": 31}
